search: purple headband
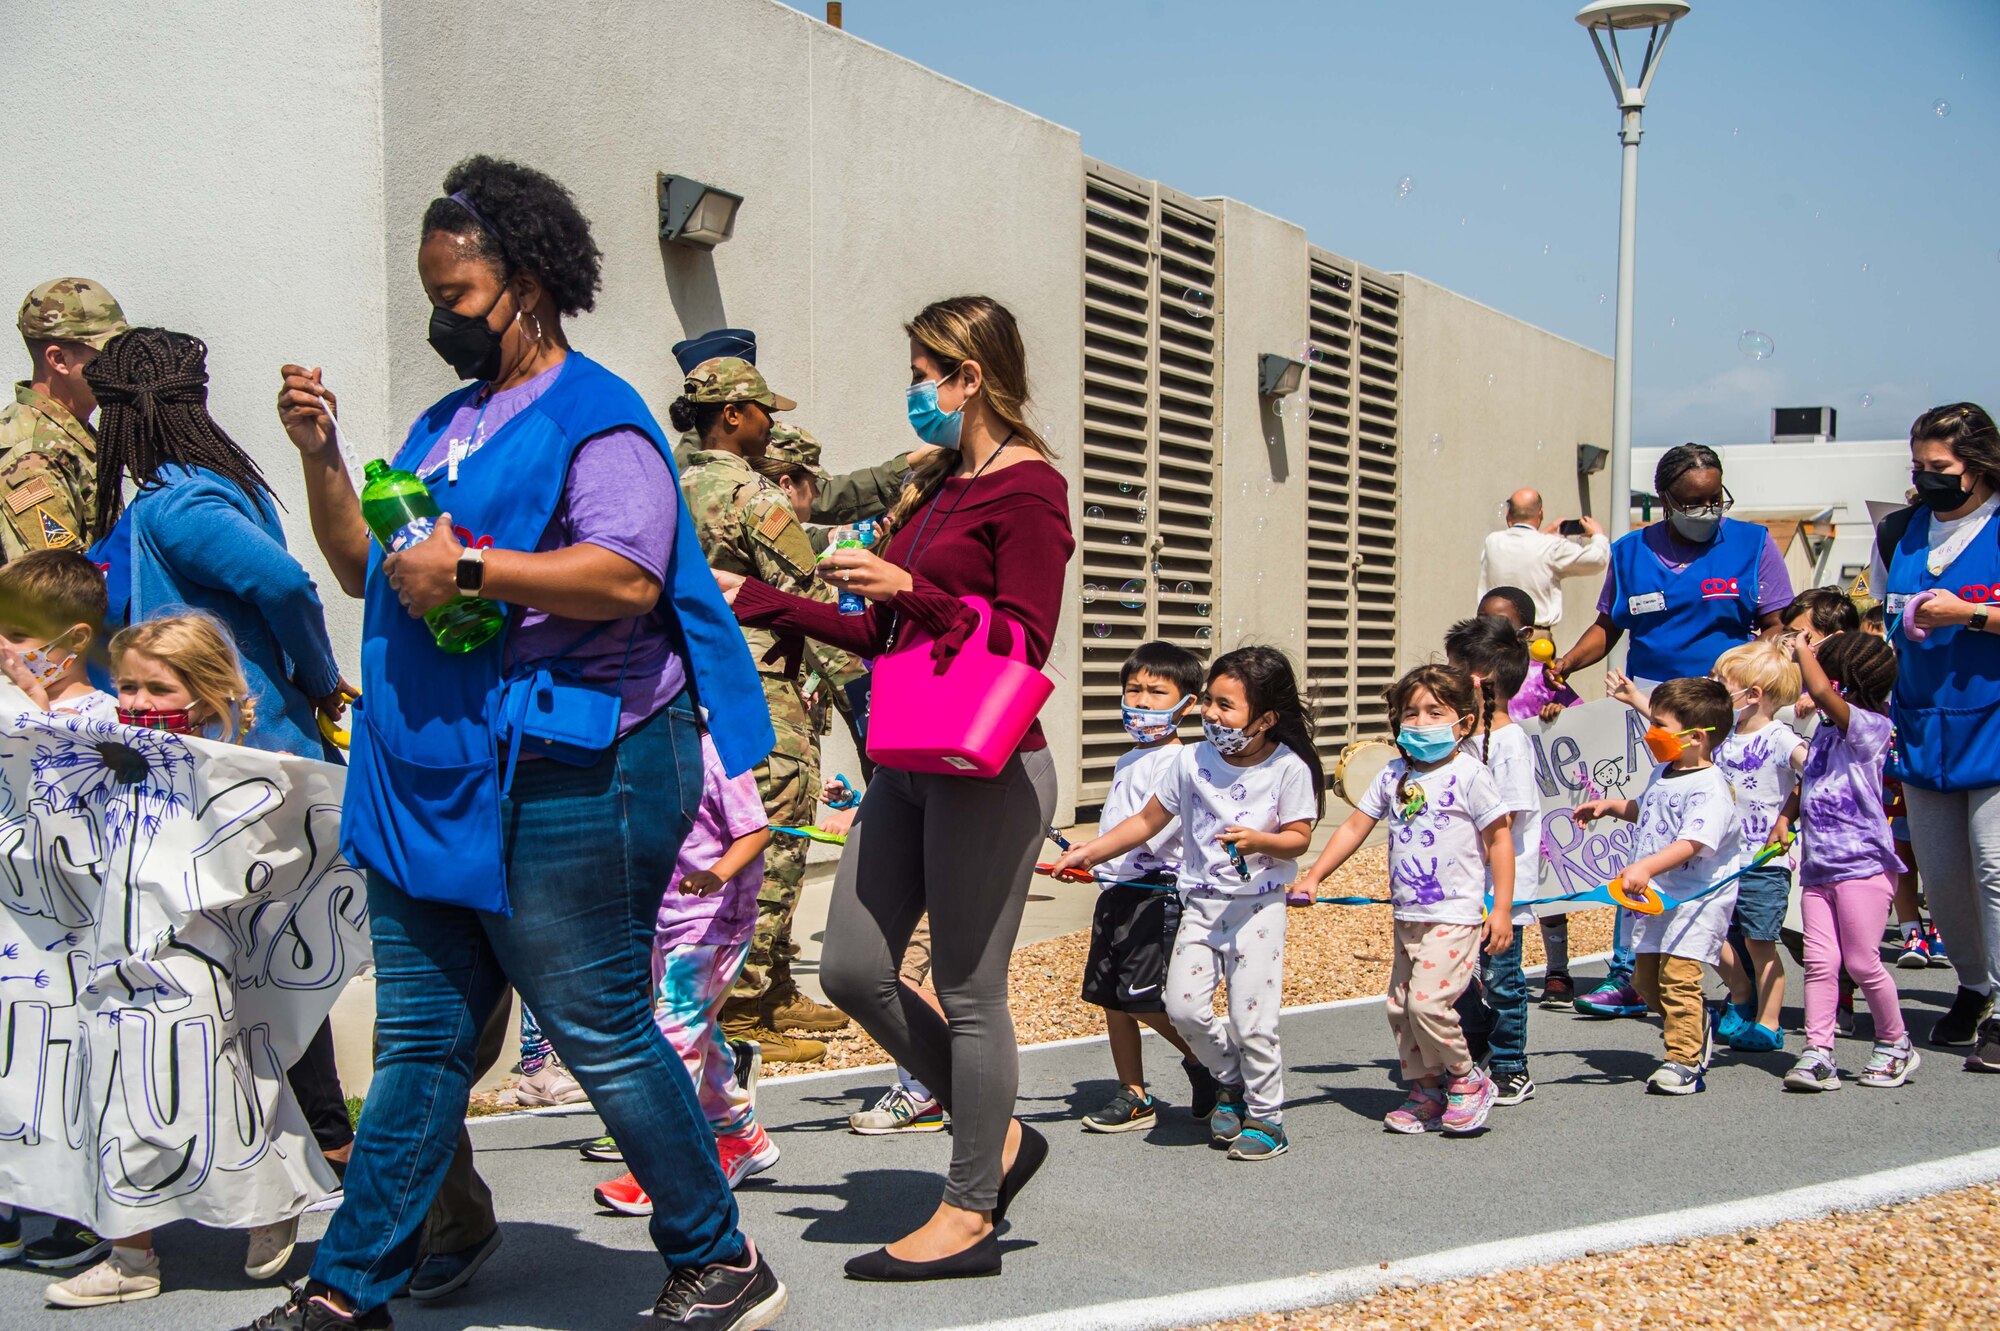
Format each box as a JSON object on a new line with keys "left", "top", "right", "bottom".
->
{"left": 446, "top": 190, "right": 504, "bottom": 255}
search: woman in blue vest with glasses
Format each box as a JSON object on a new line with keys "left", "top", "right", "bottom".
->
{"left": 260, "top": 157, "right": 786, "bottom": 1331}
{"left": 1545, "top": 442, "right": 1795, "bottom": 1021}
{"left": 1874, "top": 402, "right": 2000, "bottom": 1067}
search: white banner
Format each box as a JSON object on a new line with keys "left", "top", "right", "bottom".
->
{"left": 1521, "top": 698, "right": 1649, "bottom": 907}
{"left": 0, "top": 685, "right": 369, "bottom": 1235}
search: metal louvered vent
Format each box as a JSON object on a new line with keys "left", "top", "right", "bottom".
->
{"left": 1351, "top": 269, "right": 1404, "bottom": 719}
{"left": 1076, "top": 160, "right": 1222, "bottom": 803}
{"left": 1302, "top": 250, "right": 1361, "bottom": 753}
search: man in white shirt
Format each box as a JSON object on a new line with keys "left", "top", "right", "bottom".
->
{"left": 1477, "top": 488, "right": 1609, "bottom": 626}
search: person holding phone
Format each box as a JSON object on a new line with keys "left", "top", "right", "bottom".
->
{"left": 1476, "top": 487, "right": 1608, "bottom": 628}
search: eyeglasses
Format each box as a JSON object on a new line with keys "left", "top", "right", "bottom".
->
{"left": 1666, "top": 485, "right": 1734, "bottom": 520}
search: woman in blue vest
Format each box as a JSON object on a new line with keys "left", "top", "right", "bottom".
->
{"left": 1875, "top": 402, "right": 2000, "bottom": 1067}
{"left": 260, "top": 157, "right": 785, "bottom": 1331}
{"left": 1546, "top": 442, "right": 1795, "bottom": 1020}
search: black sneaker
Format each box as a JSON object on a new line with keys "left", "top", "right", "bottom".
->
{"left": 1537, "top": 972, "right": 1575, "bottom": 1010}
{"left": 0, "top": 1208, "right": 21, "bottom": 1262}
{"left": 22, "top": 1220, "right": 110, "bottom": 1270}
{"left": 636, "top": 1239, "right": 787, "bottom": 1330}
{"left": 1931, "top": 986, "right": 1996, "bottom": 1047}
{"left": 730, "top": 1038, "right": 762, "bottom": 1111}
{"left": 1082, "top": 1087, "right": 1157, "bottom": 1134}
{"left": 235, "top": 1284, "right": 394, "bottom": 1330}
{"left": 1182, "top": 1057, "right": 1220, "bottom": 1119}
{"left": 1491, "top": 1067, "right": 1536, "bottom": 1106}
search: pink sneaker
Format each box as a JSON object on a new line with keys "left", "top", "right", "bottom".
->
{"left": 1442, "top": 1067, "right": 1497, "bottom": 1135}
{"left": 1383, "top": 1086, "right": 1446, "bottom": 1134}
{"left": 718, "top": 1121, "right": 781, "bottom": 1188}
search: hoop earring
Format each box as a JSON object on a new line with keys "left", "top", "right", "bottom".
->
{"left": 520, "top": 311, "right": 543, "bottom": 346}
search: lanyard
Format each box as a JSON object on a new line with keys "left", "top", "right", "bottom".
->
{"left": 424, "top": 397, "right": 495, "bottom": 487}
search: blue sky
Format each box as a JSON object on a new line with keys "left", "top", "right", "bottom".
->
{"left": 791, "top": 0, "right": 1996, "bottom": 447}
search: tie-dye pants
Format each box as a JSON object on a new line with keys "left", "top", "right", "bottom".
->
{"left": 653, "top": 938, "right": 756, "bottom": 1136}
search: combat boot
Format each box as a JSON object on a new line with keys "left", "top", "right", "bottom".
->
{"left": 722, "top": 1002, "right": 826, "bottom": 1065}
{"left": 765, "top": 979, "right": 851, "bottom": 1034}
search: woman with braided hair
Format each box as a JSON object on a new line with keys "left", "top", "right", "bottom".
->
{"left": 85, "top": 327, "right": 352, "bottom": 759}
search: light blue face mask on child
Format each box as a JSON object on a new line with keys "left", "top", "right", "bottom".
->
{"left": 1396, "top": 722, "right": 1460, "bottom": 763}
{"left": 905, "top": 376, "right": 964, "bottom": 448}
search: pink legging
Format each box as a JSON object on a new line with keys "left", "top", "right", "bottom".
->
{"left": 1800, "top": 872, "right": 1906, "bottom": 1049}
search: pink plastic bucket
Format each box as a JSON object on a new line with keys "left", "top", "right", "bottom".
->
{"left": 866, "top": 596, "right": 1053, "bottom": 777}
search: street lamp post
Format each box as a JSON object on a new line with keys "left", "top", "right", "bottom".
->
{"left": 1575, "top": 0, "right": 1689, "bottom": 533}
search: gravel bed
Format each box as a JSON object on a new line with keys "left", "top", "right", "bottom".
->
{"left": 1191, "top": 1180, "right": 2000, "bottom": 1330}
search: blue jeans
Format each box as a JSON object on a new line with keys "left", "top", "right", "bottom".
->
{"left": 1607, "top": 907, "right": 1637, "bottom": 985}
{"left": 312, "top": 696, "right": 742, "bottom": 1311}
{"left": 1457, "top": 925, "right": 1531, "bottom": 1073}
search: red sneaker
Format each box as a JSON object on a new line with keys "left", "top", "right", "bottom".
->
{"left": 592, "top": 1171, "right": 652, "bottom": 1216}
{"left": 718, "top": 1122, "right": 781, "bottom": 1188}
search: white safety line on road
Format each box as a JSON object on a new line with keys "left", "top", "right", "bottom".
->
{"left": 931, "top": 1146, "right": 2000, "bottom": 1331}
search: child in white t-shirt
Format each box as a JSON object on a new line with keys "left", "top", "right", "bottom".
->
{"left": 1444, "top": 616, "right": 1542, "bottom": 1109}
{"left": 1575, "top": 677, "right": 1743, "bottom": 1096}
{"left": 1300, "top": 664, "right": 1515, "bottom": 1137}
{"left": 1076, "top": 641, "right": 1215, "bottom": 1136}
{"left": 0, "top": 549, "right": 118, "bottom": 722}
{"left": 1058, "top": 646, "right": 1322, "bottom": 1162}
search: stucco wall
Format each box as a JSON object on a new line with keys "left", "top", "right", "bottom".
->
{"left": 1397, "top": 275, "right": 1614, "bottom": 677}
{"left": 0, "top": 0, "right": 389, "bottom": 672}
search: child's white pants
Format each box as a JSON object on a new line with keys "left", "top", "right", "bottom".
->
{"left": 1165, "top": 887, "right": 1287, "bottom": 1123}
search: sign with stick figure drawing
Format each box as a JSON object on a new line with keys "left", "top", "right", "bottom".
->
{"left": 1520, "top": 698, "right": 1653, "bottom": 909}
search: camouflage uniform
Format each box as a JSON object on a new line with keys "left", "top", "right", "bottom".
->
{"left": 0, "top": 279, "right": 128, "bottom": 562}
{"left": 676, "top": 359, "right": 828, "bottom": 1020}
{"left": 763, "top": 425, "right": 873, "bottom": 757}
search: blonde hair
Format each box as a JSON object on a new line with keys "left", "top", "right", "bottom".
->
{"left": 1712, "top": 640, "right": 1801, "bottom": 708}
{"left": 883, "top": 296, "right": 1056, "bottom": 536}
{"left": 109, "top": 613, "right": 258, "bottom": 742}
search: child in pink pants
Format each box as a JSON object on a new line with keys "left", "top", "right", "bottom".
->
{"left": 1776, "top": 632, "right": 1914, "bottom": 1091}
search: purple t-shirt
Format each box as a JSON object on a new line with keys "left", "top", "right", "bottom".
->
{"left": 1595, "top": 523, "right": 1794, "bottom": 617}
{"left": 418, "top": 361, "right": 686, "bottom": 733}
{"left": 653, "top": 732, "right": 765, "bottom": 949}
{"left": 1798, "top": 706, "right": 1905, "bottom": 887}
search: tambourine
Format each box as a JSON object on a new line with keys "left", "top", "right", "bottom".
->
{"left": 1333, "top": 738, "right": 1398, "bottom": 808}
{"left": 1035, "top": 860, "right": 1097, "bottom": 884}
{"left": 1900, "top": 589, "right": 1939, "bottom": 643}
{"left": 317, "top": 712, "right": 351, "bottom": 751}
{"left": 1606, "top": 877, "right": 1667, "bottom": 915}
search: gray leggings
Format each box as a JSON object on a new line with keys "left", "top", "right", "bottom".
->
{"left": 1903, "top": 783, "right": 2000, "bottom": 996}
{"left": 820, "top": 747, "right": 1057, "bottom": 1211}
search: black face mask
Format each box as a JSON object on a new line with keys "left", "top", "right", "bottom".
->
{"left": 427, "top": 286, "right": 512, "bottom": 382}
{"left": 1912, "top": 469, "right": 1975, "bottom": 514}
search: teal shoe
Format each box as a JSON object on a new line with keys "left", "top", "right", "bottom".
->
{"left": 1728, "top": 1021, "right": 1785, "bottom": 1052}
{"left": 1208, "top": 1088, "right": 1247, "bottom": 1143}
{"left": 1226, "top": 1118, "right": 1288, "bottom": 1160}
{"left": 1711, "top": 1000, "right": 1751, "bottom": 1044}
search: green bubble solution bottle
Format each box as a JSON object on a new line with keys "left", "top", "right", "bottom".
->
{"left": 359, "top": 459, "right": 505, "bottom": 653}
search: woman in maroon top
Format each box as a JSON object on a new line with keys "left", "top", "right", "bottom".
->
{"left": 722, "top": 296, "right": 1072, "bottom": 1281}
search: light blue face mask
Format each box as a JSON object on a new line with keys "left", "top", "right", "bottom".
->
{"left": 1396, "top": 721, "right": 1461, "bottom": 763}
{"left": 906, "top": 375, "right": 964, "bottom": 448}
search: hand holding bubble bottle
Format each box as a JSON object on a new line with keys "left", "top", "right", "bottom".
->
{"left": 832, "top": 518, "right": 878, "bottom": 615}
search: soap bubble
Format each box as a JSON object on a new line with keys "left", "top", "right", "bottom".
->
{"left": 1086, "top": 505, "right": 1104, "bottom": 521}
{"left": 1598, "top": 292, "right": 1608, "bottom": 305}
{"left": 1119, "top": 534, "right": 1132, "bottom": 545}
{"left": 1184, "top": 287, "right": 1214, "bottom": 321}
{"left": 1197, "top": 627, "right": 1212, "bottom": 641}
{"left": 1933, "top": 99, "right": 1951, "bottom": 118}
{"left": 1541, "top": 243, "right": 1550, "bottom": 256}
{"left": 1118, "top": 579, "right": 1146, "bottom": 609}
{"left": 1485, "top": 373, "right": 1497, "bottom": 387}
{"left": 1092, "top": 622, "right": 1111, "bottom": 639}
{"left": 1082, "top": 583, "right": 1099, "bottom": 604}
{"left": 1536, "top": 438, "right": 1547, "bottom": 453}
{"left": 1860, "top": 393, "right": 1875, "bottom": 408}
{"left": 1197, "top": 601, "right": 1211, "bottom": 616}
{"left": 1737, "top": 330, "right": 1775, "bottom": 361}
{"left": 1428, "top": 431, "right": 1444, "bottom": 455}
{"left": 1119, "top": 480, "right": 1134, "bottom": 494}
{"left": 1050, "top": 636, "right": 1063, "bottom": 657}
{"left": 1176, "top": 581, "right": 1193, "bottom": 595}
{"left": 1860, "top": 262, "right": 1869, "bottom": 274}
{"left": 1137, "top": 504, "right": 1148, "bottom": 523}
{"left": 1396, "top": 176, "right": 1412, "bottom": 199}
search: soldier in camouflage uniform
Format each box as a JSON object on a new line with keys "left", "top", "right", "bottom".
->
{"left": 676, "top": 357, "right": 844, "bottom": 1065}
{"left": 0, "top": 279, "right": 129, "bottom": 563}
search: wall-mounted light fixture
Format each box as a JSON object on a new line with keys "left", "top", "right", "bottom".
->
{"left": 1576, "top": 443, "right": 1609, "bottom": 477}
{"left": 658, "top": 174, "right": 743, "bottom": 248}
{"left": 1258, "top": 353, "right": 1305, "bottom": 399}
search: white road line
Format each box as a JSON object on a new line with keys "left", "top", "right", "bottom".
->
{"left": 933, "top": 1147, "right": 2000, "bottom": 1331}
{"left": 467, "top": 951, "right": 1613, "bottom": 1124}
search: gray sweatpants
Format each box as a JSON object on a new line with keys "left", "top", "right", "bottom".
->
{"left": 1903, "top": 783, "right": 2000, "bottom": 996}
{"left": 820, "top": 748, "right": 1057, "bottom": 1211}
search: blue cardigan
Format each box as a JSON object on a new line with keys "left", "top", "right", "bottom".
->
{"left": 106, "top": 465, "right": 344, "bottom": 758}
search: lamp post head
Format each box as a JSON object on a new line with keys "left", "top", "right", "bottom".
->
{"left": 1575, "top": 1, "right": 1690, "bottom": 30}
{"left": 1576, "top": 0, "right": 1689, "bottom": 111}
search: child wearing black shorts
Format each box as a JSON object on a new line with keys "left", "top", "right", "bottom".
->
{"left": 1079, "top": 641, "right": 1218, "bottom": 1133}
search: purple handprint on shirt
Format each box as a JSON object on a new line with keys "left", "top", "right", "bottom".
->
{"left": 1393, "top": 855, "right": 1447, "bottom": 905}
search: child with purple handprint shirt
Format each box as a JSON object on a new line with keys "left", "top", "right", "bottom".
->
{"left": 1301, "top": 665, "right": 1514, "bottom": 1137}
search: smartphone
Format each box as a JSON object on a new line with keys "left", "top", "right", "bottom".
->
{"left": 1558, "top": 519, "right": 1586, "bottom": 536}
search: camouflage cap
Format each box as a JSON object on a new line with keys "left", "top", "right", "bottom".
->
{"left": 764, "top": 423, "right": 824, "bottom": 479}
{"left": 16, "top": 278, "right": 129, "bottom": 349}
{"left": 683, "top": 356, "right": 795, "bottom": 412}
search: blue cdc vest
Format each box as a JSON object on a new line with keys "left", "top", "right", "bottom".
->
{"left": 1886, "top": 507, "right": 2000, "bottom": 791}
{"left": 341, "top": 353, "right": 774, "bottom": 915}
{"left": 1607, "top": 517, "right": 1764, "bottom": 682}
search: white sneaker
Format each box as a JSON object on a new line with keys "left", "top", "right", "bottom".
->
{"left": 514, "top": 1058, "right": 588, "bottom": 1107}
{"left": 244, "top": 1216, "right": 298, "bottom": 1280}
{"left": 44, "top": 1249, "right": 161, "bottom": 1307}
{"left": 847, "top": 1085, "right": 946, "bottom": 1134}
{"left": 1858, "top": 1038, "right": 1920, "bottom": 1089}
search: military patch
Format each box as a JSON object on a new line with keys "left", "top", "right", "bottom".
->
{"left": 38, "top": 507, "right": 78, "bottom": 548}
{"left": 756, "top": 505, "right": 795, "bottom": 542}
{"left": 5, "top": 476, "right": 55, "bottom": 514}
{"left": 751, "top": 498, "right": 819, "bottom": 577}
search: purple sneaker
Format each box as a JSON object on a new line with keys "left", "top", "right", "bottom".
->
{"left": 1442, "top": 1068, "right": 1498, "bottom": 1135}
{"left": 1574, "top": 978, "right": 1648, "bottom": 1019}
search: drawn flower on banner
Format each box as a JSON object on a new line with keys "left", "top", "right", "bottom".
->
{"left": 9, "top": 711, "right": 198, "bottom": 849}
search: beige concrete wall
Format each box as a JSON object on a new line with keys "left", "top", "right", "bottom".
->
{"left": 1396, "top": 275, "right": 1614, "bottom": 679}
{"left": 0, "top": 0, "right": 390, "bottom": 668}
{"left": 1212, "top": 201, "right": 1311, "bottom": 660}
{"left": 379, "top": 0, "right": 1088, "bottom": 817}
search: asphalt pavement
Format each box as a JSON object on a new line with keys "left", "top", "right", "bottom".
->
{"left": 5, "top": 954, "right": 1995, "bottom": 1331}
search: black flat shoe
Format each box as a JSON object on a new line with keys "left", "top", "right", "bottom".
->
{"left": 843, "top": 1230, "right": 1001, "bottom": 1282}
{"left": 992, "top": 1121, "right": 1047, "bottom": 1226}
